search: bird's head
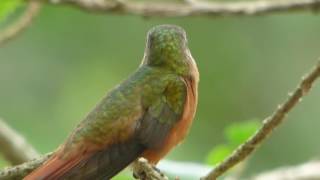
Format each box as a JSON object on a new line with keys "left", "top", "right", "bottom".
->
{"left": 142, "top": 25, "right": 194, "bottom": 76}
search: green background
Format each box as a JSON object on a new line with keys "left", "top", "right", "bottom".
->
{"left": 1, "top": 2, "right": 320, "bottom": 178}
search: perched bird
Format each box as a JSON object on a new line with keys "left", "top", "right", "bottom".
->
{"left": 24, "top": 24, "right": 199, "bottom": 180}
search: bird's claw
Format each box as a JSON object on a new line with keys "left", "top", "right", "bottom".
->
{"left": 152, "top": 165, "right": 165, "bottom": 177}
{"left": 133, "top": 165, "right": 165, "bottom": 179}
{"left": 133, "top": 170, "right": 146, "bottom": 180}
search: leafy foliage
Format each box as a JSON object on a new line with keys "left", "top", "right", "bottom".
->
{"left": 0, "top": 0, "right": 22, "bottom": 22}
{"left": 206, "top": 144, "right": 232, "bottom": 165}
{"left": 206, "top": 119, "right": 260, "bottom": 165}
{"left": 225, "top": 120, "right": 260, "bottom": 146}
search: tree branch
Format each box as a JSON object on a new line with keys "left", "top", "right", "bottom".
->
{"left": 0, "top": 118, "right": 39, "bottom": 165}
{"left": 252, "top": 161, "right": 320, "bottom": 180}
{"left": 0, "top": 1, "right": 42, "bottom": 47}
{"left": 42, "top": 0, "right": 320, "bottom": 17}
{"left": 0, "top": 153, "right": 167, "bottom": 180}
{"left": 0, "top": 153, "right": 51, "bottom": 180}
{"left": 201, "top": 60, "right": 320, "bottom": 180}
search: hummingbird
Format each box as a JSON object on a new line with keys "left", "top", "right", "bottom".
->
{"left": 24, "top": 24, "right": 199, "bottom": 180}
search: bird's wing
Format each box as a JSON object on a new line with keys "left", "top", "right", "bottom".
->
{"left": 56, "top": 75, "right": 189, "bottom": 179}
{"left": 24, "top": 73, "right": 188, "bottom": 180}
{"left": 24, "top": 76, "right": 147, "bottom": 180}
{"left": 138, "top": 76, "right": 188, "bottom": 163}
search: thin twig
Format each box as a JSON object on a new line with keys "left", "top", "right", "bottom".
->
{"left": 0, "top": 154, "right": 166, "bottom": 180}
{"left": 0, "top": 118, "right": 39, "bottom": 165}
{"left": 0, "top": 153, "right": 52, "bottom": 180}
{"left": 0, "top": 1, "right": 42, "bottom": 47}
{"left": 43, "top": 0, "right": 320, "bottom": 17}
{"left": 201, "top": 60, "right": 320, "bottom": 180}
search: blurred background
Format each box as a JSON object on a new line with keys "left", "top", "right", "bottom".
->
{"left": 1, "top": 1, "right": 320, "bottom": 179}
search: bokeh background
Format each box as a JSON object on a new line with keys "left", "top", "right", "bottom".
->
{"left": 1, "top": 1, "right": 320, "bottom": 179}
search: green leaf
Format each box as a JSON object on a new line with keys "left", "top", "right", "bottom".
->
{"left": 225, "top": 119, "right": 260, "bottom": 146}
{"left": 112, "top": 170, "right": 131, "bottom": 180}
{"left": 206, "top": 144, "right": 232, "bottom": 165}
{"left": 0, "top": 0, "right": 22, "bottom": 22}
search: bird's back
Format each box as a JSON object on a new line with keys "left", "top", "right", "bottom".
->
{"left": 24, "top": 24, "right": 199, "bottom": 180}
{"left": 24, "top": 66, "right": 178, "bottom": 180}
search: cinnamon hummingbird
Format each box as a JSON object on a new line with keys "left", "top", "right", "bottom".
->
{"left": 24, "top": 24, "right": 199, "bottom": 180}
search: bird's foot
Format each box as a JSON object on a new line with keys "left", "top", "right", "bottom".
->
{"left": 151, "top": 165, "right": 165, "bottom": 177}
{"left": 133, "top": 165, "right": 166, "bottom": 180}
{"left": 132, "top": 158, "right": 169, "bottom": 180}
{"left": 133, "top": 171, "right": 146, "bottom": 180}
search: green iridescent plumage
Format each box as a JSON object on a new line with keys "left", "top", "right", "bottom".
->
{"left": 67, "top": 66, "right": 186, "bottom": 146}
{"left": 25, "top": 24, "right": 199, "bottom": 180}
{"left": 66, "top": 25, "right": 191, "bottom": 147}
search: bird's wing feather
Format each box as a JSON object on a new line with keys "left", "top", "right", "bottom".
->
{"left": 138, "top": 76, "right": 187, "bottom": 156}
{"left": 24, "top": 72, "right": 188, "bottom": 180}
{"left": 24, "top": 74, "right": 146, "bottom": 180}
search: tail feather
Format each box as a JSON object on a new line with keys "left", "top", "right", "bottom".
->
{"left": 24, "top": 153, "right": 90, "bottom": 180}
{"left": 24, "top": 139, "right": 145, "bottom": 180}
{"left": 63, "top": 140, "right": 145, "bottom": 179}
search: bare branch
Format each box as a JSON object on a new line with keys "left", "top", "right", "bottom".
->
{"left": 3, "top": 154, "right": 318, "bottom": 180}
{"left": 42, "top": 0, "right": 320, "bottom": 17}
{"left": 252, "top": 161, "right": 320, "bottom": 180}
{"left": 0, "top": 153, "right": 52, "bottom": 180}
{"left": 201, "top": 60, "right": 320, "bottom": 180}
{"left": 0, "top": 118, "right": 39, "bottom": 165}
{"left": 0, "top": 1, "right": 42, "bottom": 47}
{"left": 0, "top": 153, "right": 168, "bottom": 180}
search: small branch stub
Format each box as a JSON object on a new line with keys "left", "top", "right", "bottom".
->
{"left": 0, "top": 1, "right": 42, "bottom": 47}
{"left": 0, "top": 119, "right": 39, "bottom": 165}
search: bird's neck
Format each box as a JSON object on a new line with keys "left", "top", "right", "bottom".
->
{"left": 142, "top": 48, "right": 197, "bottom": 78}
